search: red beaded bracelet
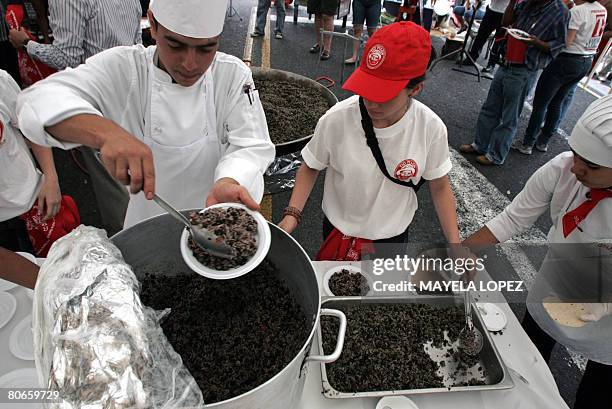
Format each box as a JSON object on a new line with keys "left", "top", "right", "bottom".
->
{"left": 283, "top": 206, "right": 302, "bottom": 224}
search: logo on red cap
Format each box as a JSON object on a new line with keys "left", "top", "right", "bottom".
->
{"left": 394, "top": 159, "right": 418, "bottom": 181}
{"left": 366, "top": 44, "right": 387, "bottom": 70}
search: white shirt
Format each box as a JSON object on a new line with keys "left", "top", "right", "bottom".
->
{"left": 0, "top": 70, "right": 41, "bottom": 222}
{"left": 489, "top": 0, "right": 511, "bottom": 14}
{"left": 26, "top": 0, "right": 142, "bottom": 70}
{"left": 302, "top": 95, "right": 452, "bottom": 240}
{"left": 487, "top": 152, "right": 612, "bottom": 243}
{"left": 16, "top": 46, "right": 275, "bottom": 225}
{"left": 565, "top": 1, "right": 607, "bottom": 55}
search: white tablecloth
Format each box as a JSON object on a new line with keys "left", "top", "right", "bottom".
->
{"left": 299, "top": 261, "right": 569, "bottom": 409}
{"left": 0, "top": 258, "right": 568, "bottom": 409}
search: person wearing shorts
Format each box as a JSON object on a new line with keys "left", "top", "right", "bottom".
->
{"left": 307, "top": 0, "right": 340, "bottom": 60}
{"left": 345, "top": 0, "right": 381, "bottom": 64}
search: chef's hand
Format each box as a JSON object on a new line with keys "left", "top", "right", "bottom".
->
{"left": 205, "top": 178, "right": 260, "bottom": 211}
{"left": 278, "top": 216, "right": 298, "bottom": 234}
{"left": 37, "top": 175, "right": 61, "bottom": 221}
{"left": 9, "top": 28, "right": 30, "bottom": 49}
{"left": 580, "top": 303, "right": 612, "bottom": 322}
{"left": 449, "top": 244, "right": 480, "bottom": 282}
{"left": 97, "top": 130, "right": 156, "bottom": 198}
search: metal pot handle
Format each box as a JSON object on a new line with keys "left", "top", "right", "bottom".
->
{"left": 306, "top": 308, "right": 346, "bottom": 363}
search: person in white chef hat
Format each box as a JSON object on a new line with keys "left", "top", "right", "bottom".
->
{"left": 464, "top": 95, "right": 612, "bottom": 408}
{"left": 15, "top": 0, "right": 275, "bottom": 229}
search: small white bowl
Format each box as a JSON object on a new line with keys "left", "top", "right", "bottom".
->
{"left": 323, "top": 265, "right": 371, "bottom": 296}
{"left": 476, "top": 302, "right": 507, "bottom": 332}
{"left": 180, "top": 203, "right": 271, "bottom": 280}
{"left": 376, "top": 396, "right": 419, "bottom": 409}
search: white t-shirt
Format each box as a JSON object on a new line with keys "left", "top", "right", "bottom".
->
{"left": 486, "top": 152, "right": 612, "bottom": 243}
{"left": 301, "top": 95, "right": 452, "bottom": 240}
{"left": 489, "top": 0, "right": 511, "bottom": 14}
{"left": 565, "top": 1, "right": 607, "bottom": 55}
{"left": 0, "top": 71, "right": 41, "bottom": 222}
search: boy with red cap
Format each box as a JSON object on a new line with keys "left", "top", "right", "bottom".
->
{"left": 279, "top": 22, "right": 461, "bottom": 259}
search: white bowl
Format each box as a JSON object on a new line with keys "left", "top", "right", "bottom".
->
{"left": 376, "top": 396, "right": 419, "bottom": 409}
{"left": 180, "top": 203, "right": 271, "bottom": 280}
{"left": 323, "top": 264, "right": 371, "bottom": 296}
{"left": 476, "top": 302, "right": 507, "bottom": 332}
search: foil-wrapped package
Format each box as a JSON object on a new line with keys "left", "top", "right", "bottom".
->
{"left": 33, "top": 226, "right": 204, "bottom": 408}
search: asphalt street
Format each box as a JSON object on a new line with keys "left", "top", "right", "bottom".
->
{"left": 49, "top": 1, "right": 599, "bottom": 406}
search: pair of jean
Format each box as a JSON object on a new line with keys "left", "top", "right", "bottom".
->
{"left": 468, "top": 6, "right": 503, "bottom": 62}
{"left": 255, "top": 0, "right": 286, "bottom": 34}
{"left": 522, "top": 53, "right": 593, "bottom": 148}
{"left": 453, "top": 5, "right": 485, "bottom": 21}
{"left": 473, "top": 65, "right": 538, "bottom": 164}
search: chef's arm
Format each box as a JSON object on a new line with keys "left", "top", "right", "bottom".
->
{"left": 0, "top": 248, "right": 39, "bottom": 290}
{"left": 278, "top": 163, "right": 320, "bottom": 234}
{"left": 429, "top": 175, "right": 461, "bottom": 244}
{"left": 463, "top": 226, "right": 499, "bottom": 246}
{"left": 46, "top": 114, "right": 156, "bottom": 197}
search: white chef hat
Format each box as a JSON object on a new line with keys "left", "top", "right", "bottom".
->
{"left": 569, "top": 94, "right": 612, "bottom": 168}
{"left": 149, "top": 0, "right": 229, "bottom": 38}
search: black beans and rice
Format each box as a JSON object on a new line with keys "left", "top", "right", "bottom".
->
{"left": 188, "top": 207, "right": 258, "bottom": 270}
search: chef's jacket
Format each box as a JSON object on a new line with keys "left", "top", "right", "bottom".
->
{"left": 0, "top": 70, "right": 41, "bottom": 222}
{"left": 487, "top": 152, "right": 612, "bottom": 364}
{"left": 16, "top": 45, "right": 275, "bottom": 227}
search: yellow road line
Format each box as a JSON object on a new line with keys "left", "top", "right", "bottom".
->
{"left": 262, "top": 8, "right": 271, "bottom": 69}
{"left": 242, "top": 5, "right": 258, "bottom": 66}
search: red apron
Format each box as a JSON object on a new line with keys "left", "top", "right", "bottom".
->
{"left": 315, "top": 227, "right": 375, "bottom": 261}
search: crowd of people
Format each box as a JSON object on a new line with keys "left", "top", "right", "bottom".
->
{"left": 0, "top": 0, "right": 611, "bottom": 408}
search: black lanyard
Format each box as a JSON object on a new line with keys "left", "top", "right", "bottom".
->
{"left": 358, "top": 97, "right": 426, "bottom": 192}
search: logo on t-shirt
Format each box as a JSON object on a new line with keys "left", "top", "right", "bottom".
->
{"left": 394, "top": 159, "right": 418, "bottom": 181}
{"left": 366, "top": 44, "right": 387, "bottom": 70}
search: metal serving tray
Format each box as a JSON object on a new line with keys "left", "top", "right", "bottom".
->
{"left": 318, "top": 296, "right": 514, "bottom": 398}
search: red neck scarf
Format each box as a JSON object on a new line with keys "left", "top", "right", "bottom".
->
{"left": 562, "top": 189, "right": 612, "bottom": 238}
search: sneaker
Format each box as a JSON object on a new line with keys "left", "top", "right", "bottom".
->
{"left": 481, "top": 65, "right": 495, "bottom": 74}
{"left": 535, "top": 143, "right": 548, "bottom": 152}
{"left": 511, "top": 142, "right": 532, "bottom": 155}
{"left": 250, "top": 31, "right": 263, "bottom": 38}
{"left": 510, "top": 139, "right": 533, "bottom": 155}
{"left": 274, "top": 32, "right": 283, "bottom": 39}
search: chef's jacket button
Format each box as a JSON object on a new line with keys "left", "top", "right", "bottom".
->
{"left": 154, "top": 126, "right": 161, "bottom": 133}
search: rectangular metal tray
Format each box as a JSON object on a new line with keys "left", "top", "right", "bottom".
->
{"left": 318, "top": 295, "right": 514, "bottom": 398}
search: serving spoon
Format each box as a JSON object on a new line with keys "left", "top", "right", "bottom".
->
{"left": 152, "top": 194, "right": 235, "bottom": 259}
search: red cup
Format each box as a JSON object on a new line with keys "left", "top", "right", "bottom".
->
{"left": 505, "top": 35, "right": 528, "bottom": 64}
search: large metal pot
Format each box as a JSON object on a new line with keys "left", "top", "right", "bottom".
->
{"left": 251, "top": 67, "right": 338, "bottom": 157}
{"left": 111, "top": 212, "right": 346, "bottom": 408}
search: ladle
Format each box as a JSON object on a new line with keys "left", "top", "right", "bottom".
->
{"left": 152, "top": 194, "right": 234, "bottom": 259}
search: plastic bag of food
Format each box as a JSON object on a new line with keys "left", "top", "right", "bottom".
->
{"left": 33, "top": 226, "right": 203, "bottom": 408}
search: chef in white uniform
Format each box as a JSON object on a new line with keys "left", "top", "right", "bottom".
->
{"left": 15, "top": 0, "right": 275, "bottom": 228}
{"left": 464, "top": 95, "right": 612, "bottom": 409}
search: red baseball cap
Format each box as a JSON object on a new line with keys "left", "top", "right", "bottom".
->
{"left": 342, "top": 22, "right": 432, "bottom": 103}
